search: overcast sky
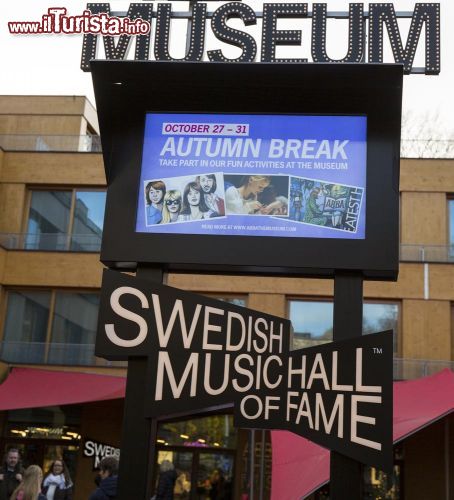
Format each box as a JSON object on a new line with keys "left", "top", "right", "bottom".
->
{"left": 2, "top": 0, "right": 454, "bottom": 140}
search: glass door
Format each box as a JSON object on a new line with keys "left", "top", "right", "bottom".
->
{"left": 195, "top": 452, "right": 234, "bottom": 500}
{"left": 155, "top": 448, "right": 235, "bottom": 500}
{"left": 156, "top": 450, "right": 194, "bottom": 500}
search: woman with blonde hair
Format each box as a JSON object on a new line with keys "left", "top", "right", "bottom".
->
{"left": 160, "top": 190, "right": 182, "bottom": 224}
{"left": 10, "top": 465, "right": 46, "bottom": 500}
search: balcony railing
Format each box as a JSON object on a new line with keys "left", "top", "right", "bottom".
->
{"left": 0, "top": 134, "right": 102, "bottom": 153}
{"left": 400, "top": 244, "right": 454, "bottom": 263}
{"left": 393, "top": 358, "right": 454, "bottom": 380}
{"left": 0, "top": 136, "right": 454, "bottom": 157}
{"left": 0, "top": 233, "right": 102, "bottom": 252}
{"left": 1, "top": 235, "right": 453, "bottom": 262}
{"left": 0, "top": 341, "right": 126, "bottom": 368}
{"left": 0, "top": 341, "right": 451, "bottom": 378}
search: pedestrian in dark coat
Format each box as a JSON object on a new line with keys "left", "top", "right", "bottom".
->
{"left": 155, "top": 460, "right": 177, "bottom": 500}
{"left": 0, "top": 449, "right": 24, "bottom": 500}
{"left": 89, "top": 457, "right": 118, "bottom": 500}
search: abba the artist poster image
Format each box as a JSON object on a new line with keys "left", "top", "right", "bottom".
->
{"left": 135, "top": 113, "right": 367, "bottom": 239}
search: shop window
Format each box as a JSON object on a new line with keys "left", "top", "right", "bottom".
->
{"left": 289, "top": 299, "right": 400, "bottom": 354}
{"left": 1, "top": 290, "right": 99, "bottom": 365}
{"left": 25, "top": 189, "right": 106, "bottom": 251}
{"left": 155, "top": 415, "right": 237, "bottom": 500}
{"left": 2, "top": 406, "right": 81, "bottom": 480}
{"left": 157, "top": 414, "right": 237, "bottom": 449}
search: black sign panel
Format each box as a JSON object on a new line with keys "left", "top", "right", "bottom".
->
{"left": 96, "top": 270, "right": 393, "bottom": 471}
{"left": 234, "top": 333, "right": 393, "bottom": 472}
{"left": 91, "top": 62, "right": 402, "bottom": 280}
{"left": 83, "top": 438, "right": 120, "bottom": 470}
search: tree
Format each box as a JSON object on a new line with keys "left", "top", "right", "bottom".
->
{"left": 401, "top": 110, "right": 454, "bottom": 158}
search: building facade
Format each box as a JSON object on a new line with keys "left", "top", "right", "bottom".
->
{"left": 0, "top": 96, "right": 452, "bottom": 499}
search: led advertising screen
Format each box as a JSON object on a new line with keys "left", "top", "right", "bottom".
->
{"left": 136, "top": 113, "right": 367, "bottom": 239}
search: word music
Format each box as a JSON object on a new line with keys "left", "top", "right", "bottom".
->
{"left": 81, "top": 2, "right": 440, "bottom": 74}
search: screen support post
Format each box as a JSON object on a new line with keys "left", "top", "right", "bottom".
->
{"left": 117, "top": 265, "right": 164, "bottom": 500}
{"left": 330, "top": 272, "right": 364, "bottom": 499}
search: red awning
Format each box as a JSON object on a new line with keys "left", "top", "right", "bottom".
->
{"left": 271, "top": 369, "right": 454, "bottom": 500}
{"left": 0, "top": 368, "right": 453, "bottom": 498}
{"left": 0, "top": 367, "right": 126, "bottom": 411}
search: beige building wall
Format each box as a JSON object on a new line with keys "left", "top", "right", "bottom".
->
{"left": 401, "top": 192, "right": 447, "bottom": 245}
{"left": 0, "top": 97, "right": 453, "bottom": 500}
{"left": 402, "top": 300, "right": 451, "bottom": 359}
{"left": 0, "top": 183, "right": 26, "bottom": 233}
{"left": 0, "top": 101, "right": 452, "bottom": 368}
{"left": 0, "top": 96, "right": 99, "bottom": 134}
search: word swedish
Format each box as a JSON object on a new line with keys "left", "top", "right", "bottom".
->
{"left": 160, "top": 138, "right": 350, "bottom": 160}
{"left": 105, "top": 286, "right": 284, "bottom": 352}
{"left": 83, "top": 440, "right": 120, "bottom": 469}
{"left": 81, "top": 2, "right": 440, "bottom": 75}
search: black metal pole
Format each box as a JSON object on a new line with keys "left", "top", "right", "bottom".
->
{"left": 330, "top": 272, "right": 364, "bottom": 499}
{"left": 117, "top": 265, "right": 163, "bottom": 500}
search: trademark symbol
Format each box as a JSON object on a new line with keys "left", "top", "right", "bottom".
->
{"left": 373, "top": 347, "right": 383, "bottom": 354}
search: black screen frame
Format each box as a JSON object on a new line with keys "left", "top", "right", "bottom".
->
{"left": 91, "top": 61, "right": 402, "bottom": 280}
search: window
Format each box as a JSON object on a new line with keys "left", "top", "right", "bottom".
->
{"left": 363, "top": 303, "right": 399, "bottom": 354}
{"left": 215, "top": 297, "right": 247, "bottom": 307}
{"left": 289, "top": 299, "right": 399, "bottom": 354}
{"left": 289, "top": 301, "right": 333, "bottom": 350}
{"left": 1, "top": 290, "right": 100, "bottom": 365}
{"left": 2, "top": 291, "right": 50, "bottom": 363}
{"left": 204, "top": 295, "right": 247, "bottom": 308}
{"left": 25, "top": 189, "right": 106, "bottom": 251}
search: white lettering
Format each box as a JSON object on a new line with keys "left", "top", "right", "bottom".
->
{"left": 105, "top": 287, "right": 149, "bottom": 348}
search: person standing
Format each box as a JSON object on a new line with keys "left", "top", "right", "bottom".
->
{"left": 42, "top": 459, "right": 73, "bottom": 500}
{"left": 89, "top": 457, "right": 118, "bottom": 500}
{"left": 10, "top": 465, "right": 46, "bottom": 500}
{"left": 155, "top": 460, "right": 177, "bottom": 500}
{"left": 0, "top": 449, "right": 24, "bottom": 500}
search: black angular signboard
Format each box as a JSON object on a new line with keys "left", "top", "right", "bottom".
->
{"left": 97, "top": 269, "right": 393, "bottom": 472}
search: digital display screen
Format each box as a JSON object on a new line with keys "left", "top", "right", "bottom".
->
{"left": 136, "top": 113, "right": 367, "bottom": 239}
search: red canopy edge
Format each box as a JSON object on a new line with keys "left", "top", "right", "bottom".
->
{"left": 1, "top": 368, "right": 453, "bottom": 498}
{"left": 0, "top": 367, "right": 126, "bottom": 411}
{"left": 271, "top": 369, "right": 454, "bottom": 500}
